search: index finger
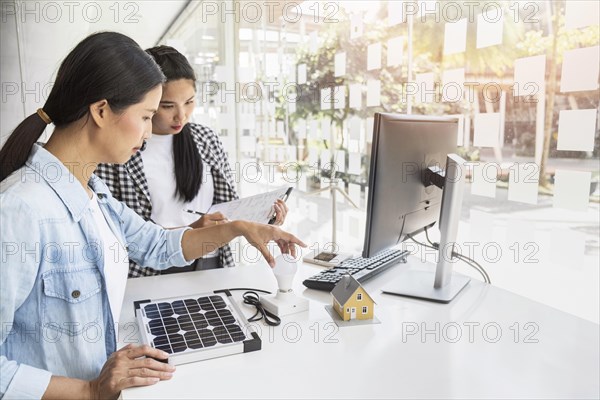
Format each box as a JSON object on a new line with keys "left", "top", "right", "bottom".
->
{"left": 279, "top": 231, "right": 307, "bottom": 248}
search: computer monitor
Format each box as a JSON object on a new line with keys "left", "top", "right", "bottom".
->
{"left": 363, "top": 113, "right": 470, "bottom": 303}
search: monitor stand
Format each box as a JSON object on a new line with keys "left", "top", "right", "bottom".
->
{"left": 382, "top": 269, "right": 470, "bottom": 303}
{"left": 382, "top": 154, "right": 471, "bottom": 303}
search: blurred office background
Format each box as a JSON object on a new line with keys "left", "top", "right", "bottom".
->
{"left": 1, "top": 0, "right": 598, "bottom": 322}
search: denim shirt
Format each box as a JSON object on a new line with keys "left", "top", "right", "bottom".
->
{"left": 0, "top": 144, "right": 192, "bottom": 398}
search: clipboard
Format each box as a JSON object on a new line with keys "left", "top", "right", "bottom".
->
{"left": 207, "top": 186, "right": 293, "bottom": 225}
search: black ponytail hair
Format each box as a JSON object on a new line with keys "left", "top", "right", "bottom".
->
{"left": 145, "top": 46, "right": 202, "bottom": 203}
{"left": 0, "top": 31, "right": 165, "bottom": 181}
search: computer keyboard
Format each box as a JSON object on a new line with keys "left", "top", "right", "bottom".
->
{"left": 302, "top": 248, "right": 409, "bottom": 291}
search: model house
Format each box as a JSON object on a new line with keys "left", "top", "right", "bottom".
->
{"left": 331, "top": 275, "right": 375, "bottom": 321}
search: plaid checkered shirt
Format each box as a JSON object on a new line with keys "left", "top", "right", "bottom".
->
{"left": 95, "top": 123, "right": 239, "bottom": 277}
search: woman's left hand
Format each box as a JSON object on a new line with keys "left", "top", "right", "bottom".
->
{"left": 271, "top": 199, "right": 288, "bottom": 226}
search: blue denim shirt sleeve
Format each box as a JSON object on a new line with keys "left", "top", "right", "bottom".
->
{"left": 0, "top": 192, "right": 53, "bottom": 398}
{"left": 104, "top": 192, "right": 192, "bottom": 269}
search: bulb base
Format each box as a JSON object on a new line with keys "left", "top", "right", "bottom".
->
{"left": 260, "top": 291, "right": 309, "bottom": 317}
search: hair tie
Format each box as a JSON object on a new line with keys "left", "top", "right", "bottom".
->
{"left": 36, "top": 108, "right": 52, "bottom": 124}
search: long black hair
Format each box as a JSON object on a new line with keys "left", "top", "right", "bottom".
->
{"left": 145, "top": 46, "right": 202, "bottom": 203}
{"left": 0, "top": 31, "right": 165, "bottom": 181}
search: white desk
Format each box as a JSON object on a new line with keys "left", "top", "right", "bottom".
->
{"left": 119, "top": 258, "right": 599, "bottom": 399}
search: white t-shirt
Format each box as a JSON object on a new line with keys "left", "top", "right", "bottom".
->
{"left": 88, "top": 191, "right": 129, "bottom": 333}
{"left": 141, "top": 133, "right": 218, "bottom": 257}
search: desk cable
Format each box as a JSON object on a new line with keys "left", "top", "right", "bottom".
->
{"left": 219, "top": 288, "right": 282, "bottom": 326}
{"left": 242, "top": 291, "right": 281, "bottom": 326}
{"left": 408, "top": 229, "right": 491, "bottom": 284}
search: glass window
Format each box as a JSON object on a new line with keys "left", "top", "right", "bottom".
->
{"left": 163, "top": 1, "right": 599, "bottom": 323}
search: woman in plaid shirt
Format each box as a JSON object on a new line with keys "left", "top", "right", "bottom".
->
{"left": 96, "top": 46, "right": 288, "bottom": 277}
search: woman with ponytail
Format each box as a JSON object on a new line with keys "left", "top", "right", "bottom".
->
{"left": 96, "top": 46, "right": 289, "bottom": 277}
{"left": 0, "top": 32, "right": 304, "bottom": 399}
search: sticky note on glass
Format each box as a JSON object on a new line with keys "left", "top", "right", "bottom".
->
{"left": 334, "top": 86, "right": 346, "bottom": 110}
{"left": 469, "top": 209, "right": 495, "bottom": 243}
{"left": 349, "top": 116, "right": 361, "bottom": 140}
{"left": 565, "top": 1, "right": 600, "bottom": 30}
{"left": 349, "top": 84, "right": 362, "bottom": 109}
{"left": 513, "top": 55, "right": 546, "bottom": 97}
{"left": 214, "top": 65, "right": 227, "bottom": 82}
{"left": 320, "top": 179, "right": 330, "bottom": 198}
{"left": 550, "top": 228, "right": 585, "bottom": 269}
{"left": 321, "top": 87, "right": 331, "bottom": 110}
{"left": 443, "top": 18, "right": 467, "bottom": 55}
{"left": 349, "top": 183, "right": 361, "bottom": 207}
{"left": 387, "top": 36, "right": 404, "bottom": 67}
{"left": 348, "top": 214, "right": 361, "bottom": 239}
{"left": 351, "top": 13, "right": 364, "bottom": 39}
{"left": 321, "top": 117, "right": 332, "bottom": 142}
{"left": 476, "top": 12, "right": 503, "bottom": 48}
{"left": 473, "top": 113, "right": 501, "bottom": 147}
{"left": 309, "top": 31, "right": 318, "bottom": 53}
{"left": 447, "top": 114, "right": 465, "bottom": 146}
{"left": 239, "top": 113, "right": 256, "bottom": 129}
{"left": 298, "top": 175, "right": 307, "bottom": 192}
{"left": 470, "top": 162, "right": 498, "bottom": 198}
{"left": 287, "top": 65, "right": 296, "bottom": 83}
{"left": 366, "top": 117, "right": 374, "bottom": 143}
{"left": 348, "top": 152, "right": 362, "bottom": 175}
{"left": 239, "top": 67, "right": 255, "bottom": 82}
{"left": 508, "top": 163, "right": 539, "bottom": 205}
{"left": 309, "top": 119, "right": 319, "bottom": 140}
{"left": 560, "top": 46, "right": 600, "bottom": 92}
{"left": 367, "top": 42, "right": 382, "bottom": 71}
{"left": 266, "top": 53, "right": 279, "bottom": 77}
{"left": 240, "top": 136, "right": 256, "bottom": 153}
{"left": 416, "top": 72, "right": 435, "bottom": 103}
{"left": 557, "top": 109, "right": 597, "bottom": 152}
{"left": 366, "top": 80, "right": 381, "bottom": 107}
{"left": 296, "top": 119, "right": 306, "bottom": 139}
{"left": 297, "top": 64, "right": 307, "bottom": 84}
{"left": 334, "top": 150, "right": 346, "bottom": 173}
{"left": 335, "top": 52, "right": 346, "bottom": 77}
{"left": 320, "top": 149, "right": 331, "bottom": 169}
{"left": 308, "top": 147, "right": 319, "bottom": 167}
{"left": 288, "top": 100, "right": 296, "bottom": 114}
{"left": 506, "top": 219, "right": 536, "bottom": 251}
{"left": 388, "top": 0, "right": 403, "bottom": 26}
{"left": 441, "top": 68, "right": 465, "bottom": 102}
{"left": 553, "top": 170, "right": 591, "bottom": 212}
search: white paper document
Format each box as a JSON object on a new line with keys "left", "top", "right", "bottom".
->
{"left": 208, "top": 187, "right": 292, "bottom": 223}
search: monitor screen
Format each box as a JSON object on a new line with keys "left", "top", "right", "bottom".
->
{"left": 362, "top": 113, "right": 459, "bottom": 258}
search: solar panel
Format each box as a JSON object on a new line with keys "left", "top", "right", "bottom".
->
{"left": 135, "top": 290, "right": 261, "bottom": 365}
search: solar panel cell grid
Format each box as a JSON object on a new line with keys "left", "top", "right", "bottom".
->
{"left": 137, "top": 293, "right": 252, "bottom": 363}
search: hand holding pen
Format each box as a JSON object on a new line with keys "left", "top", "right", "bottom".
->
{"left": 184, "top": 209, "right": 229, "bottom": 229}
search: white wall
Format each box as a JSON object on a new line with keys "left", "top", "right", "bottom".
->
{"left": 0, "top": 0, "right": 188, "bottom": 145}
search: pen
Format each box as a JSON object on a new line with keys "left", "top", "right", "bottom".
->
{"left": 184, "top": 209, "right": 206, "bottom": 216}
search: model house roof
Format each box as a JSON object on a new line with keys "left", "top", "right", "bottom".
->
{"left": 331, "top": 275, "right": 375, "bottom": 305}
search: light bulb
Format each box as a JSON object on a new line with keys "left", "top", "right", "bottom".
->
{"left": 272, "top": 254, "right": 298, "bottom": 292}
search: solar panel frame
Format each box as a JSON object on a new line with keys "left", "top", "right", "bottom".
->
{"left": 135, "top": 290, "right": 261, "bottom": 365}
